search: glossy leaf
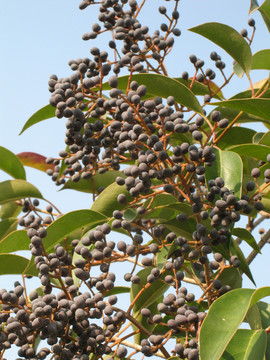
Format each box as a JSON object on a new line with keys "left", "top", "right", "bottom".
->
{"left": 232, "top": 228, "right": 260, "bottom": 253}
{"left": 211, "top": 98, "right": 270, "bottom": 121}
{"left": 220, "top": 329, "right": 267, "bottom": 360}
{"left": 0, "top": 230, "right": 30, "bottom": 253}
{"left": 217, "top": 127, "right": 256, "bottom": 150}
{"left": 0, "top": 219, "right": 18, "bottom": 241}
{"left": 17, "top": 152, "right": 54, "bottom": 173}
{"left": 91, "top": 182, "right": 132, "bottom": 217}
{"left": 205, "top": 148, "right": 243, "bottom": 199}
{"left": 199, "top": 287, "right": 270, "bottom": 360}
{"left": 189, "top": 22, "right": 252, "bottom": 74}
{"left": 144, "top": 202, "right": 193, "bottom": 221}
{"left": 252, "top": 49, "right": 270, "bottom": 70}
{"left": 230, "top": 239, "right": 255, "bottom": 284}
{"left": 0, "top": 146, "right": 26, "bottom": 180}
{"left": 246, "top": 301, "right": 270, "bottom": 358}
{"left": 61, "top": 170, "right": 125, "bottom": 193}
{"left": 19, "top": 104, "right": 55, "bottom": 135}
{"left": 108, "top": 73, "right": 203, "bottom": 114}
{"left": 160, "top": 216, "right": 197, "bottom": 241}
{"left": 26, "top": 210, "right": 107, "bottom": 275}
{"left": 233, "top": 62, "right": 245, "bottom": 78}
{"left": 227, "top": 143, "right": 270, "bottom": 162}
{"left": 0, "top": 180, "right": 43, "bottom": 205}
{"left": 0, "top": 254, "right": 37, "bottom": 276}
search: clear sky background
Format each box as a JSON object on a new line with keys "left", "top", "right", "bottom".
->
{"left": 0, "top": 0, "right": 270, "bottom": 357}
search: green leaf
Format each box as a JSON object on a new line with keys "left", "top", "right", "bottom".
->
{"left": 61, "top": 171, "right": 125, "bottom": 193}
{"left": 91, "top": 182, "right": 132, "bottom": 217}
{"left": 109, "top": 73, "right": 203, "bottom": 114}
{"left": 174, "top": 78, "right": 224, "bottom": 100}
{"left": 0, "top": 180, "right": 43, "bottom": 205}
{"left": 104, "top": 286, "right": 131, "bottom": 297}
{"left": 249, "top": 0, "right": 260, "bottom": 13}
{"left": 259, "top": 0, "right": 270, "bottom": 32}
{"left": 25, "top": 210, "right": 107, "bottom": 275}
{"left": 19, "top": 104, "right": 55, "bottom": 135}
{"left": 144, "top": 202, "right": 193, "bottom": 222}
{"left": 226, "top": 144, "right": 270, "bottom": 162}
{"left": 217, "top": 267, "right": 242, "bottom": 289}
{"left": 0, "top": 147, "right": 26, "bottom": 180}
{"left": 258, "top": 130, "right": 270, "bottom": 146}
{"left": 233, "top": 62, "right": 245, "bottom": 78}
{"left": 217, "top": 127, "right": 256, "bottom": 150}
{"left": 253, "top": 132, "right": 265, "bottom": 144}
{"left": 17, "top": 152, "right": 54, "bottom": 173}
{"left": 0, "top": 219, "right": 18, "bottom": 241}
{"left": 230, "top": 239, "right": 255, "bottom": 285}
{"left": 131, "top": 267, "right": 169, "bottom": 319}
{"left": 232, "top": 228, "right": 260, "bottom": 253}
{"left": 205, "top": 148, "right": 243, "bottom": 199}
{"left": 252, "top": 49, "right": 270, "bottom": 70}
{"left": 0, "top": 230, "right": 30, "bottom": 253}
{"left": 220, "top": 329, "right": 267, "bottom": 360}
{"left": 0, "top": 201, "right": 21, "bottom": 220}
{"left": 160, "top": 216, "right": 197, "bottom": 241}
{"left": 199, "top": 287, "right": 270, "bottom": 360}
{"left": 189, "top": 22, "right": 252, "bottom": 74}
{"left": 209, "top": 106, "right": 270, "bottom": 129}
{"left": 211, "top": 98, "right": 270, "bottom": 121}
{"left": 0, "top": 254, "right": 37, "bottom": 276}
{"left": 246, "top": 301, "right": 270, "bottom": 358}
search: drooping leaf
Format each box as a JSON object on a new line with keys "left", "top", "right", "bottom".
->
{"left": 25, "top": 210, "right": 107, "bottom": 275}
{"left": 199, "top": 287, "right": 270, "bottom": 360}
{"left": 246, "top": 301, "right": 270, "bottom": 358}
{"left": 0, "top": 219, "right": 18, "bottom": 241}
{"left": 230, "top": 239, "right": 255, "bottom": 284}
{"left": 105, "top": 73, "right": 203, "bottom": 114}
{"left": 226, "top": 144, "right": 270, "bottom": 162}
{"left": 205, "top": 148, "right": 243, "bottom": 199}
{"left": 259, "top": 0, "right": 270, "bottom": 32}
{"left": 19, "top": 104, "right": 55, "bottom": 135}
{"left": 0, "top": 254, "right": 37, "bottom": 276}
{"left": 91, "top": 182, "right": 132, "bottom": 217}
{"left": 61, "top": 171, "right": 125, "bottom": 193}
{"left": 252, "top": 49, "right": 270, "bottom": 70}
{"left": 17, "top": 152, "right": 54, "bottom": 173}
{"left": 211, "top": 98, "right": 270, "bottom": 121}
{"left": 0, "top": 180, "right": 43, "bottom": 205}
{"left": 216, "top": 127, "right": 256, "bottom": 150}
{"left": 232, "top": 228, "right": 260, "bottom": 253}
{"left": 0, "top": 230, "right": 30, "bottom": 253}
{"left": 0, "top": 147, "right": 26, "bottom": 180}
{"left": 220, "top": 329, "right": 267, "bottom": 360}
{"left": 189, "top": 22, "right": 252, "bottom": 74}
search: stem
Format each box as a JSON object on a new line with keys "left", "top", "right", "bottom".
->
{"left": 246, "top": 228, "right": 270, "bottom": 265}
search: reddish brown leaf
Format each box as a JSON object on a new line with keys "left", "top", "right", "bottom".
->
{"left": 17, "top": 152, "right": 54, "bottom": 172}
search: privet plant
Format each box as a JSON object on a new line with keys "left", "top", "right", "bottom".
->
{"left": 1, "top": 0, "right": 270, "bottom": 359}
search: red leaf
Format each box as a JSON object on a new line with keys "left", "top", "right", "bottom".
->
{"left": 17, "top": 152, "right": 54, "bottom": 172}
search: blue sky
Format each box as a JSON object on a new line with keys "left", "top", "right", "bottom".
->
{"left": 0, "top": 0, "right": 270, "bottom": 357}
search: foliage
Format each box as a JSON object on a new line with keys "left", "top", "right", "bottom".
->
{"left": 1, "top": 1, "right": 270, "bottom": 360}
